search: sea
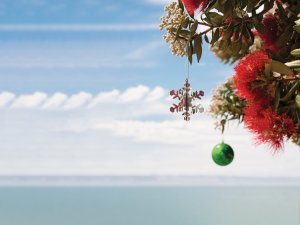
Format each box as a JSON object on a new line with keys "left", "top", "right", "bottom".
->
{"left": 0, "top": 176, "right": 299, "bottom": 225}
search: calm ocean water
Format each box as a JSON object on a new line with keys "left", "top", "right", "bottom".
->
{"left": 0, "top": 187, "right": 299, "bottom": 225}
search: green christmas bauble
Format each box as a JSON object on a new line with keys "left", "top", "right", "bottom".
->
{"left": 212, "top": 143, "right": 234, "bottom": 166}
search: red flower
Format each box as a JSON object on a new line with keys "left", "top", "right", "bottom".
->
{"left": 233, "top": 50, "right": 297, "bottom": 150}
{"left": 244, "top": 107, "right": 296, "bottom": 150}
{"left": 256, "top": 14, "right": 280, "bottom": 51}
{"left": 234, "top": 50, "right": 269, "bottom": 103}
{"left": 181, "top": 0, "right": 209, "bottom": 15}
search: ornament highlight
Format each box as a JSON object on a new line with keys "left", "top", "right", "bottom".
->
{"left": 212, "top": 143, "right": 234, "bottom": 166}
{"left": 170, "top": 79, "right": 204, "bottom": 121}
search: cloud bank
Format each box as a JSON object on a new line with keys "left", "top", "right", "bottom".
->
{"left": 1, "top": 85, "right": 300, "bottom": 177}
{"left": 0, "top": 85, "right": 167, "bottom": 110}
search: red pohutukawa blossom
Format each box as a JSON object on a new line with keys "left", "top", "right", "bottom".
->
{"left": 234, "top": 50, "right": 297, "bottom": 150}
{"left": 256, "top": 14, "right": 281, "bottom": 52}
{"left": 234, "top": 50, "right": 270, "bottom": 102}
{"left": 181, "top": 0, "right": 209, "bottom": 15}
{"left": 244, "top": 107, "right": 296, "bottom": 150}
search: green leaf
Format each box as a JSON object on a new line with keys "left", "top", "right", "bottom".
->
{"left": 291, "top": 49, "right": 300, "bottom": 57}
{"left": 179, "top": 30, "right": 191, "bottom": 39}
{"left": 276, "top": 2, "right": 288, "bottom": 21}
{"left": 205, "top": 12, "right": 223, "bottom": 26}
{"left": 181, "top": 18, "right": 189, "bottom": 28}
{"left": 223, "top": 3, "right": 233, "bottom": 17}
{"left": 295, "top": 94, "right": 300, "bottom": 108}
{"left": 276, "top": 24, "right": 293, "bottom": 48}
{"left": 244, "top": 25, "right": 254, "bottom": 43}
{"left": 220, "top": 39, "right": 229, "bottom": 50}
{"left": 178, "top": 0, "right": 184, "bottom": 10}
{"left": 219, "top": 0, "right": 227, "bottom": 5}
{"left": 246, "top": 0, "right": 260, "bottom": 12}
{"left": 285, "top": 60, "right": 300, "bottom": 68}
{"left": 294, "top": 24, "right": 300, "bottom": 33}
{"left": 222, "top": 22, "right": 234, "bottom": 40}
{"left": 281, "top": 82, "right": 299, "bottom": 102}
{"left": 174, "top": 25, "right": 182, "bottom": 40}
{"left": 231, "top": 40, "right": 240, "bottom": 55}
{"left": 273, "top": 86, "right": 280, "bottom": 113}
{"left": 204, "top": 34, "right": 209, "bottom": 43}
{"left": 271, "top": 60, "right": 294, "bottom": 75}
{"left": 190, "top": 22, "right": 198, "bottom": 36}
{"left": 211, "top": 28, "right": 220, "bottom": 45}
{"left": 194, "top": 35, "right": 202, "bottom": 63}
{"left": 252, "top": 19, "right": 265, "bottom": 34}
{"left": 265, "top": 63, "right": 271, "bottom": 79}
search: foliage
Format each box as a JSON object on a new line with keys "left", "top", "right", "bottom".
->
{"left": 160, "top": 0, "right": 300, "bottom": 150}
{"left": 209, "top": 77, "right": 246, "bottom": 133}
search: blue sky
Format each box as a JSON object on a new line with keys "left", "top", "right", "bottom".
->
{"left": 0, "top": 0, "right": 300, "bottom": 177}
{"left": 0, "top": 0, "right": 232, "bottom": 94}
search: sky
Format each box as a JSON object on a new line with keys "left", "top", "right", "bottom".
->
{"left": 0, "top": 0, "right": 300, "bottom": 177}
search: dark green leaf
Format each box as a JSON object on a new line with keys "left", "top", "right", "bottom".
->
{"left": 276, "top": 2, "right": 288, "bottom": 21}
{"left": 281, "top": 82, "right": 299, "bottom": 102}
{"left": 265, "top": 63, "right": 271, "bottom": 79}
{"left": 252, "top": 19, "right": 265, "bottom": 34}
{"left": 178, "top": 0, "right": 184, "bottom": 10}
{"left": 194, "top": 35, "right": 202, "bottom": 62}
{"left": 273, "top": 86, "right": 280, "bottom": 113}
{"left": 271, "top": 60, "right": 294, "bottom": 75}
{"left": 276, "top": 24, "right": 293, "bottom": 48}
{"left": 246, "top": 0, "right": 260, "bottom": 12}
{"left": 295, "top": 94, "right": 300, "bottom": 108}
{"left": 222, "top": 22, "right": 234, "bottom": 40}
{"left": 204, "top": 34, "right": 209, "bottom": 43}
{"left": 190, "top": 22, "right": 198, "bottom": 36}
{"left": 294, "top": 24, "right": 300, "bottom": 33}
{"left": 211, "top": 28, "right": 220, "bottom": 45}
{"left": 179, "top": 30, "right": 191, "bottom": 39}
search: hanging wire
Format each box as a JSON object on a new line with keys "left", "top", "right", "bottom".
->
{"left": 185, "top": 57, "right": 190, "bottom": 80}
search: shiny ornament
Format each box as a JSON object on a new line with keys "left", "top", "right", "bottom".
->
{"left": 170, "top": 79, "right": 204, "bottom": 121}
{"left": 212, "top": 143, "right": 234, "bottom": 166}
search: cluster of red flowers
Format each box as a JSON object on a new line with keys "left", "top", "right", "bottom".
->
{"left": 181, "top": 0, "right": 209, "bottom": 15}
{"left": 255, "top": 14, "right": 280, "bottom": 52}
{"left": 234, "top": 50, "right": 296, "bottom": 150}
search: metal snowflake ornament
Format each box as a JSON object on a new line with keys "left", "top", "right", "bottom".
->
{"left": 170, "top": 79, "right": 204, "bottom": 121}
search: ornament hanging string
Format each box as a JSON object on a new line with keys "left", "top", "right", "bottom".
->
{"left": 186, "top": 58, "right": 190, "bottom": 81}
{"left": 169, "top": 59, "right": 205, "bottom": 121}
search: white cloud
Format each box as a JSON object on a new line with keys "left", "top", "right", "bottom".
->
{"left": 88, "top": 90, "right": 120, "bottom": 107}
{"left": 0, "top": 85, "right": 168, "bottom": 110}
{"left": 43, "top": 92, "right": 68, "bottom": 109}
{"left": 63, "top": 92, "right": 93, "bottom": 110}
{"left": 119, "top": 85, "right": 150, "bottom": 103}
{"left": 0, "top": 92, "right": 15, "bottom": 107}
{"left": 11, "top": 92, "right": 48, "bottom": 108}
{"left": 146, "top": 86, "right": 166, "bottom": 102}
{"left": 1, "top": 85, "right": 300, "bottom": 177}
